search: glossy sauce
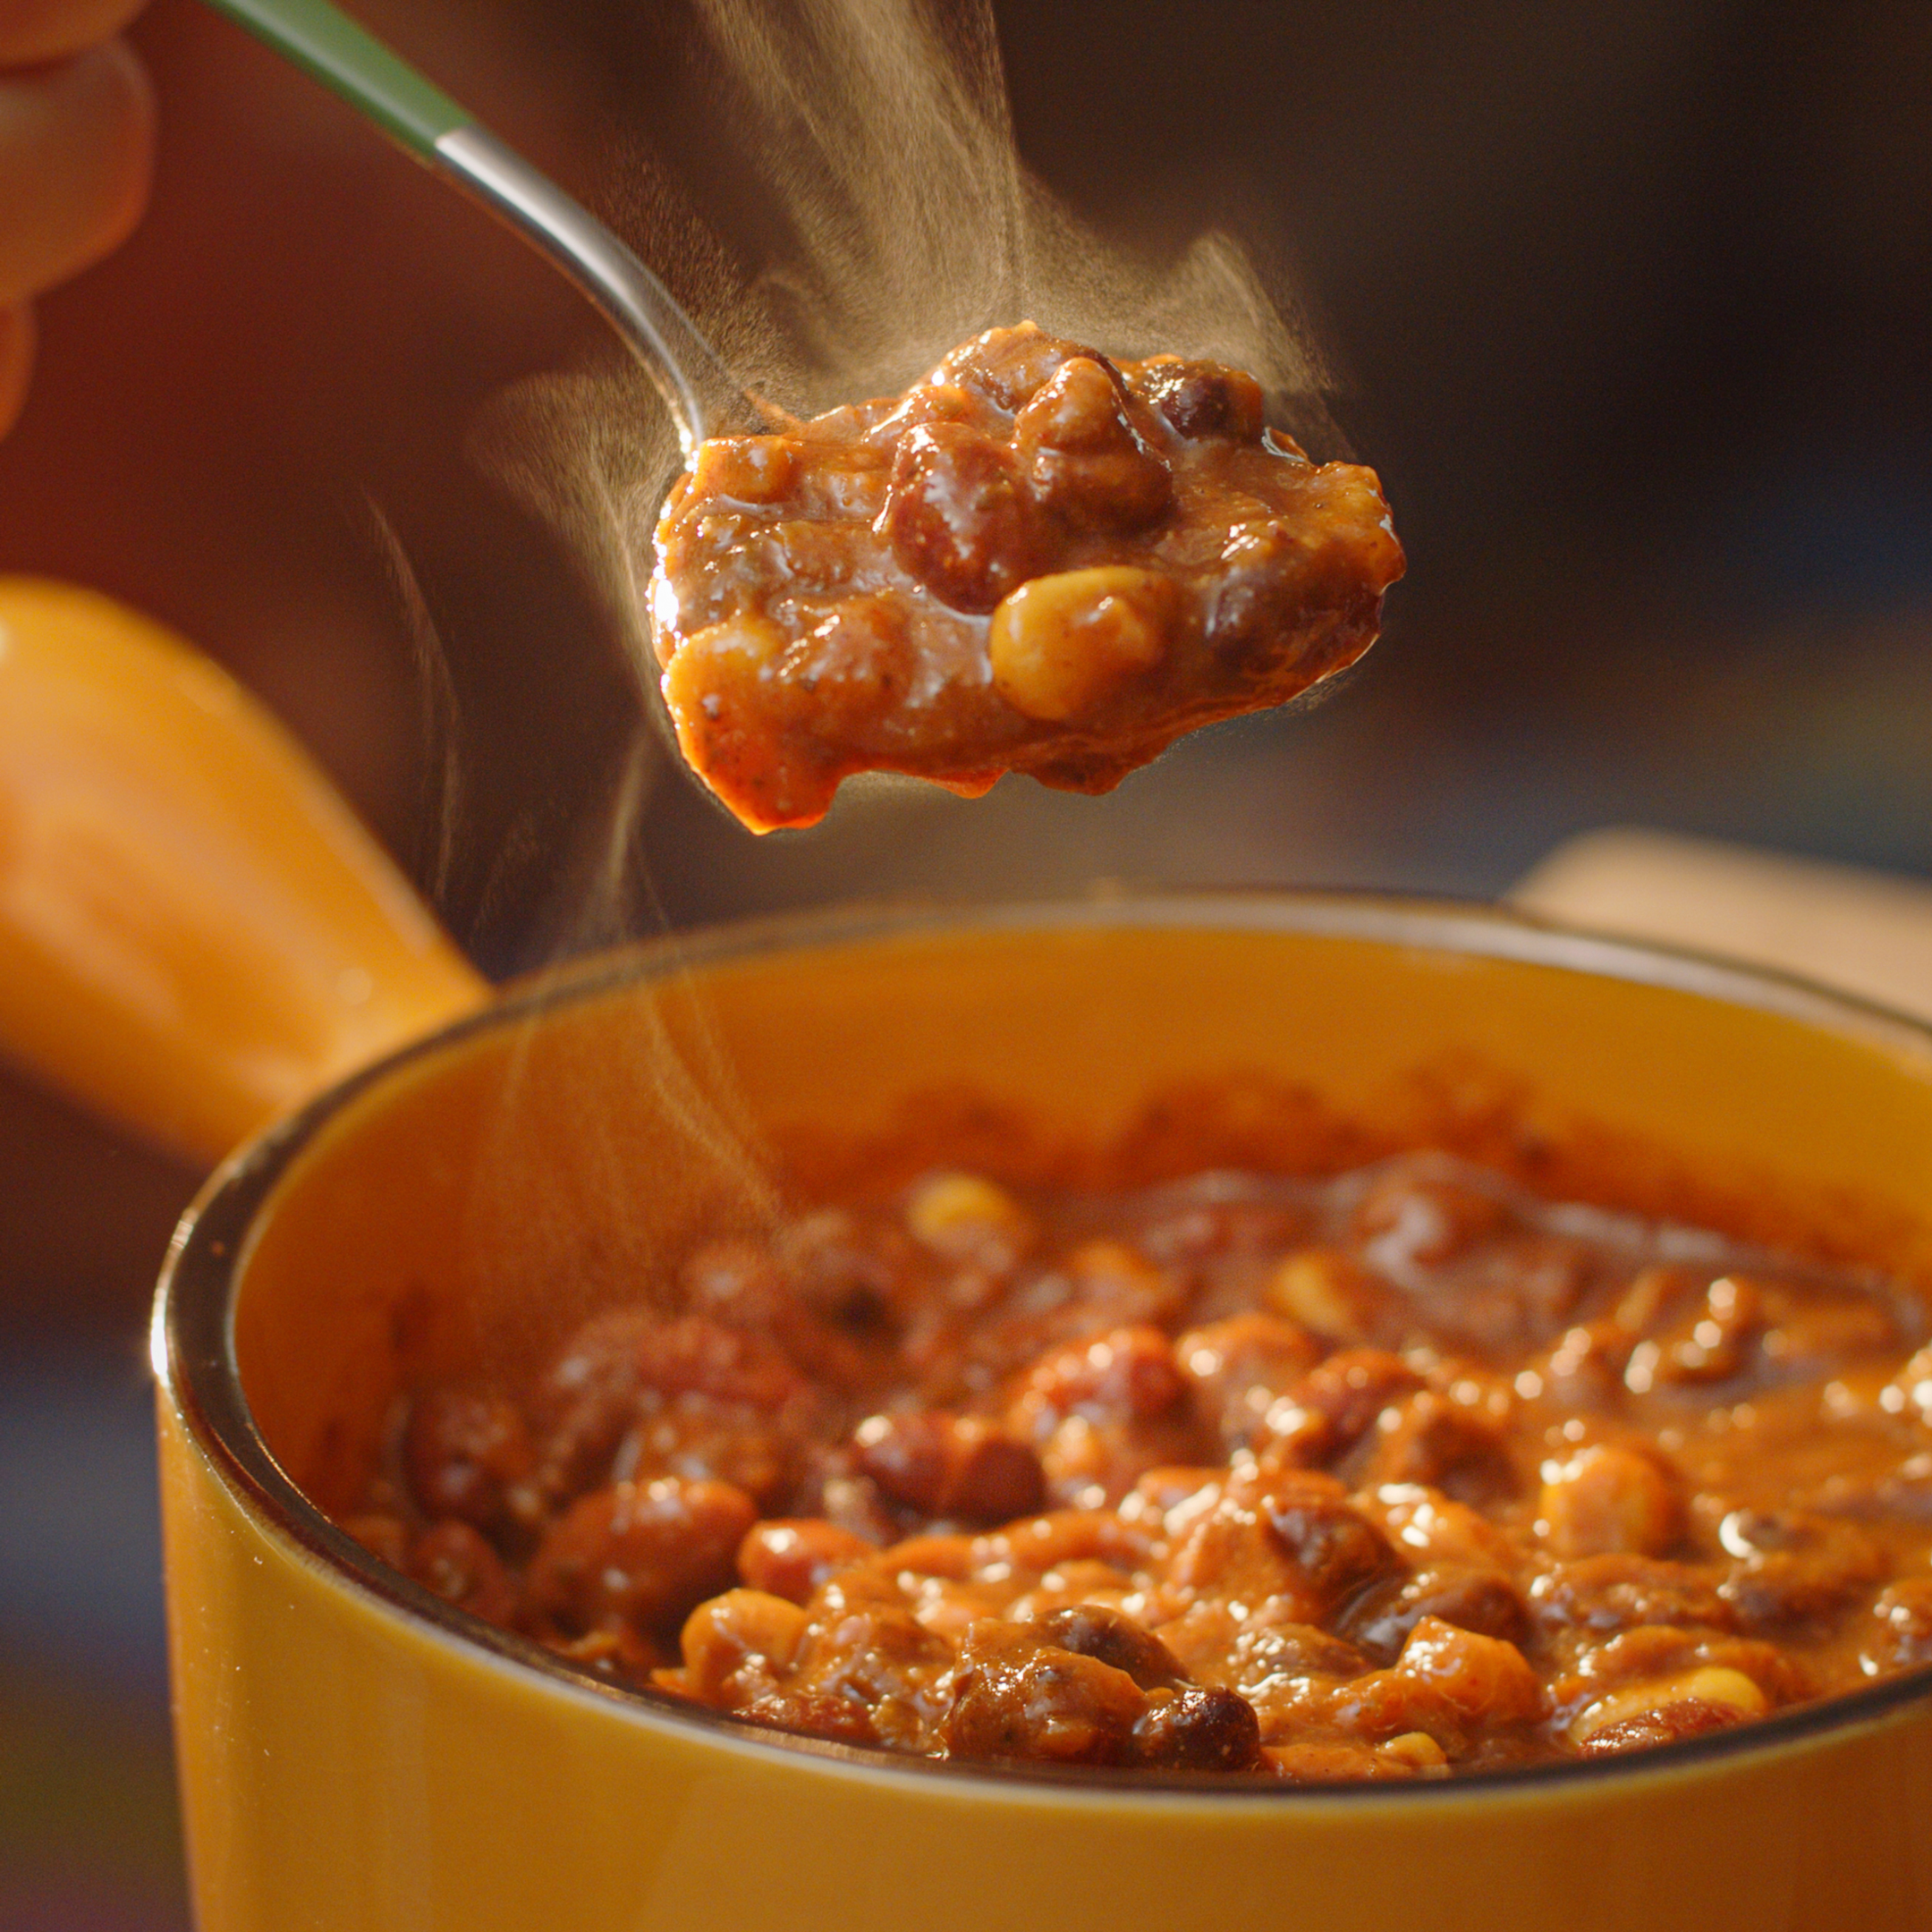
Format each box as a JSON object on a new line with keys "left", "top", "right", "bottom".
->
{"left": 649, "top": 323, "right": 1403, "bottom": 830}
{"left": 347, "top": 1153, "right": 1932, "bottom": 1782}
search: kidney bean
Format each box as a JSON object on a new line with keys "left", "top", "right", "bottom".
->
{"left": 1130, "top": 357, "right": 1266, "bottom": 442}
{"left": 403, "top": 1388, "right": 534, "bottom": 1531}
{"left": 882, "top": 424, "right": 1040, "bottom": 613}
{"left": 1287, "top": 1349, "right": 1424, "bottom": 1452}
{"left": 738, "top": 1518, "right": 877, "bottom": 1603}
{"left": 528, "top": 1476, "right": 758, "bottom": 1637}
{"left": 1028, "top": 1604, "right": 1185, "bottom": 1690}
{"left": 1133, "top": 1684, "right": 1264, "bottom": 1772}
{"left": 853, "top": 1411, "right": 1046, "bottom": 1522}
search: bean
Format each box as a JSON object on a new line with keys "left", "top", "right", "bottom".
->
{"left": 410, "top": 1520, "right": 519, "bottom": 1627}
{"left": 738, "top": 1518, "right": 877, "bottom": 1603}
{"left": 1574, "top": 1699, "right": 1741, "bottom": 1757}
{"left": 1131, "top": 357, "right": 1266, "bottom": 442}
{"left": 1538, "top": 1442, "right": 1683, "bottom": 1559}
{"left": 883, "top": 423, "right": 1038, "bottom": 613}
{"left": 403, "top": 1388, "right": 534, "bottom": 1531}
{"left": 1029, "top": 1604, "right": 1185, "bottom": 1690}
{"left": 853, "top": 1411, "right": 1046, "bottom": 1523}
{"left": 1288, "top": 1349, "right": 1424, "bottom": 1451}
{"left": 737, "top": 1687, "right": 880, "bottom": 1748}
{"left": 680, "top": 1238, "right": 787, "bottom": 1331}
{"left": 904, "top": 1171, "right": 1035, "bottom": 1265}
{"left": 988, "top": 566, "right": 1179, "bottom": 723}
{"left": 1175, "top": 1312, "right": 1324, "bottom": 1452}
{"left": 527, "top": 1476, "right": 758, "bottom": 1636}
{"left": 1264, "top": 1248, "right": 1387, "bottom": 1344}
{"left": 982, "top": 1508, "right": 1157, "bottom": 1574}
{"left": 1133, "top": 1685, "right": 1264, "bottom": 1772}
{"left": 1568, "top": 1665, "right": 1766, "bottom": 1748}
{"left": 1371, "top": 1483, "right": 1519, "bottom": 1571}
{"left": 678, "top": 1589, "right": 809, "bottom": 1701}
{"left": 634, "top": 1315, "right": 809, "bottom": 1411}
{"left": 1011, "top": 1325, "right": 1187, "bottom": 1429}
{"left": 1262, "top": 1479, "right": 1401, "bottom": 1607}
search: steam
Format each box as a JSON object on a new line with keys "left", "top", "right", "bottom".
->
{"left": 463, "top": 0, "right": 1351, "bottom": 1275}
{"left": 483, "top": 0, "right": 1347, "bottom": 784}
{"left": 682, "top": 0, "right": 1341, "bottom": 425}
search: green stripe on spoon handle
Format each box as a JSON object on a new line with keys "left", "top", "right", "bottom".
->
{"left": 200, "top": 0, "right": 724, "bottom": 453}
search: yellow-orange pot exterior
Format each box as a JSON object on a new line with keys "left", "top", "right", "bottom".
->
{"left": 156, "top": 901, "right": 1932, "bottom": 1931}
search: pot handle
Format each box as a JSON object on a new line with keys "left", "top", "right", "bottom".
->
{"left": 0, "top": 578, "right": 488, "bottom": 1167}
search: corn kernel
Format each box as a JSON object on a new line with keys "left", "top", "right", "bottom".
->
{"left": 905, "top": 1172, "right": 1033, "bottom": 1257}
{"left": 1267, "top": 1249, "right": 1380, "bottom": 1343}
{"left": 988, "top": 567, "right": 1176, "bottom": 722}
{"left": 1569, "top": 1665, "right": 1767, "bottom": 1745}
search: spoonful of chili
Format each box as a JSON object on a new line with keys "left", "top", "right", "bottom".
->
{"left": 203, "top": 4, "right": 1405, "bottom": 834}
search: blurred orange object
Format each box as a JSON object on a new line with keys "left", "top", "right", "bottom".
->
{"left": 1513, "top": 828, "right": 1932, "bottom": 1026}
{"left": 0, "top": 577, "right": 485, "bottom": 1164}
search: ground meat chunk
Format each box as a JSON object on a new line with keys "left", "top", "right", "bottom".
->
{"left": 650, "top": 321, "right": 1403, "bottom": 829}
{"left": 1532, "top": 1555, "right": 1736, "bottom": 1637}
{"left": 944, "top": 1620, "right": 1150, "bottom": 1767}
{"left": 1716, "top": 1510, "right": 1888, "bottom": 1632}
{"left": 1343, "top": 1563, "right": 1532, "bottom": 1663}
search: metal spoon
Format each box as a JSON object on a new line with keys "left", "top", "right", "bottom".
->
{"left": 200, "top": 0, "right": 729, "bottom": 455}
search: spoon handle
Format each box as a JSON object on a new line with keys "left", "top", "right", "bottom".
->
{"left": 201, "top": 0, "right": 464, "bottom": 151}
{"left": 200, "top": 0, "right": 721, "bottom": 452}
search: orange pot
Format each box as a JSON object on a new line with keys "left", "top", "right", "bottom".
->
{"left": 155, "top": 903, "right": 1932, "bottom": 1931}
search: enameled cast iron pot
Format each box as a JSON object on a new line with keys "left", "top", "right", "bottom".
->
{"left": 8, "top": 584, "right": 1932, "bottom": 1931}
{"left": 157, "top": 900, "right": 1932, "bottom": 1932}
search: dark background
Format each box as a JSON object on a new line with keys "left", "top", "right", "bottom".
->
{"left": 1, "top": 1, "right": 1928, "bottom": 1922}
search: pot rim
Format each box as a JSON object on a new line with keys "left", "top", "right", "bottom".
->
{"left": 153, "top": 886, "right": 1932, "bottom": 1807}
